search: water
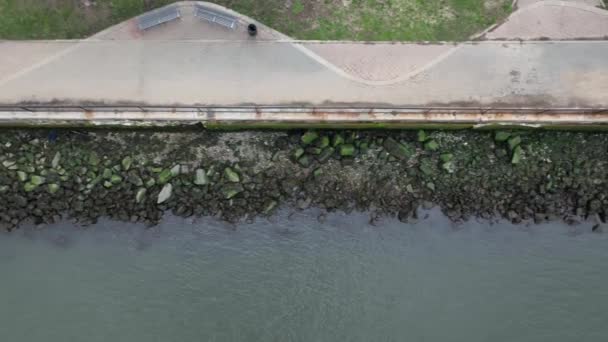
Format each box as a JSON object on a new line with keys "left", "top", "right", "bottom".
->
{"left": 1, "top": 209, "right": 607, "bottom": 342}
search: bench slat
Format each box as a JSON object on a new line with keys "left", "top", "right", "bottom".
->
{"left": 137, "top": 6, "right": 181, "bottom": 30}
{"left": 195, "top": 5, "right": 237, "bottom": 29}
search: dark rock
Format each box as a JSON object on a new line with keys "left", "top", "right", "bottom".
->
{"left": 316, "top": 147, "right": 335, "bottom": 163}
{"left": 382, "top": 138, "right": 414, "bottom": 161}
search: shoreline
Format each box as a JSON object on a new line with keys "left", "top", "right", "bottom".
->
{"left": 1, "top": 128, "right": 608, "bottom": 231}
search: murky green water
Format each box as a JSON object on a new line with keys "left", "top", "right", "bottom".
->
{"left": 1, "top": 209, "right": 607, "bottom": 342}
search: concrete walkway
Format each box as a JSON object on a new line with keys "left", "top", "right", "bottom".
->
{"left": 486, "top": 0, "right": 608, "bottom": 39}
{"left": 0, "top": 40, "right": 606, "bottom": 108}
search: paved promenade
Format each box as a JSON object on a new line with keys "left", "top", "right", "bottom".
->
{"left": 0, "top": 40, "right": 607, "bottom": 107}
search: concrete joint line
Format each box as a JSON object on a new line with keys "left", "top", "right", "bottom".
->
{"left": 290, "top": 43, "right": 463, "bottom": 86}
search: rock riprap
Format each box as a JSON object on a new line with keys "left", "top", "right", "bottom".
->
{"left": 0, "top": 129, "right": 606, "bottom": 230}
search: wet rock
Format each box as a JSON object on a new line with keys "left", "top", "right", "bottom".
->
{"left": 383, "top": 138, "right": 414, "bottom": 161}
{"left": 297, "top": 197, "right": 312, "bottom": 210}
{"left": 224, "top": 167, "right": 240, "bottom": 183}
{"left": 534, "top": 213, "right": 547, "bottom": 224}
{"left": 110, "top": 174, "right": 122, "bottom": 184}
{"left": 507, "top": 210, "right": 520, "bottom": 222}
{"left": 398, "top": 210, "right": 410, "bottom": 223}
{"left": 157, "top": 183, "right": 173, "bottom": 204}
{"left": 422, "top": 201, "right": 434, "bottom": 209}
{"left": 263, "top": 200, "right": 278, "bottom": 214}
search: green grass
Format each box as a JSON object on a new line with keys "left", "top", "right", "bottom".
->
{"left": 0, "top": 0, "right": 513, "bottom": 40}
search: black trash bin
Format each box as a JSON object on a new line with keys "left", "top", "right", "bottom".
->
{"left": 248, "top": 24, "right": 258, "bottom": 36}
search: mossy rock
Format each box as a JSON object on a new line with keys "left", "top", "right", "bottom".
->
{"left": 47, "top": 183, "right": 60, "bottom": 194}
{"left": 507, "top": 136, "right": 522, "bottom": 150}
{"left": 511, "top": 146, "right": 523, "bottom": 164}
{"left": 332, "top": 134, "right": 345, "bottom": 147}
{"left": 16, "top": 171, "right": 28, "bottom": 182}
{"left": 424, "top": 140, "right": 439, "bottom": 151}
{"left": 158, "top": 169, "right": 172, "bottom": 184}
{"left": 301, "top": 131, "right": 319, "bottom": 145}
{"left": 417, "top": 130, "right": 428, "bottom": 142}
{"left": 221, "top": 184, "right": 244, "bottom": 199}
{"left": 293, "top": 148, "right": 305, "bottom": 160}
{"left": 298, "top": 155, "right": 311, "bottom": 167}
{"left": 317, "top": 136, "right": 330, "bottom": 148}
{"left": 121, "top": 156, "right": 133, "bottom": 171}
{"left": 495, "top": 131, "right": 511, "bottom": 142}
{"left": 224, "top": 167, "right": 240, "bottom": 183}
{"left": 440, "top": 153, "right": 454, "bottom": 162}
{"left": 339, "top": 144, "right": 355, "bottom": 156}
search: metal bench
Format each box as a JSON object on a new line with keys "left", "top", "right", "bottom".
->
{"left": 137, "top": 6, "right": 181, "bottom": 30}
{"left": 194, "top": 4, "right": 237, "bottom": 29}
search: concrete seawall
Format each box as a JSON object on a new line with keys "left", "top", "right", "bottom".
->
{"left": 1, "top": 105, "right": 607, "bottom": 130}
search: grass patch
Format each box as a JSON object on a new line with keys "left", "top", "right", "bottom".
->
{"left": 0, "top": 0, "right": 513, "bottom": 40}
